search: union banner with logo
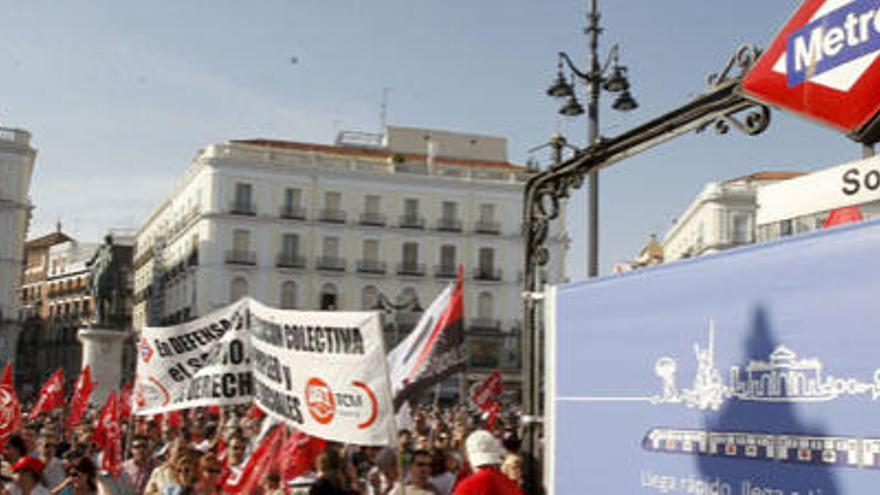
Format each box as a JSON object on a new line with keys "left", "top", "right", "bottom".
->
{"left": 248, "top": 299, "right": 395, "bottom": 446}
{"left": 134, "top": 297, "right": 395, "bottom": 446}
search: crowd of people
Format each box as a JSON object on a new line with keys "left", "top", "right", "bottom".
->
{"left": 0, "top": 402, "right": 528, "bottom": 495}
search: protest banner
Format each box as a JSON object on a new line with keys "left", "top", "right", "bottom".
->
{"left": 546, "top": 219, "right": 880, "bottom": 494}
{"left": 134, "top": 297, "right": 395, "bottom": 446}
{"left": 133, "top": 300, "right": 253, "bottom": 414}
{"left": 249, "top": 299, "right": 395, "bottom": 446}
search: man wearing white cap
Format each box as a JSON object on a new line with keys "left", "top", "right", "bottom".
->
{"left": 453, "top": 431, "right": 522, "bottom": 495}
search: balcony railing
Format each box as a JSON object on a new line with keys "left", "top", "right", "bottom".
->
{"left": 279, "top": 205, "right": 307, "bottom": 220}
{"left": 229, "top": 201, "right": 256, "bottom": 216}
{"left": 399, "top": 215, "right": 425, "bottom": 229}
{"left": 436, "top": 217, "right": 463, "bottom": 232}
{"left": 473, "top": 267, "right": 503, "bottom": 281}
{"left": 316, "top": 256, "right": 346, "bottom": 271}
{"left": 434, "top": 265, "right": 457, "bottom": 279}
{"left": 469, "top": 318, "right": 502, "bottom": 332}
{"left": 318, "top": 209, "right": 347, "bottom": 224}
{"left": 359, "top": 212, "right": 387, "bottom": 226}
{"left": 397, "top": 262, "right": 426, "bottom": 277}
{"left": 225, "top": 250, "right": 256, "bottom": 265}
{"left": 357, "top": 259, "right": 386, "bottom": 274}
{"left": 395, "top": 311, "right": 423, "bottom": 328}
{"left": 474, "top": 220, "right": 501, "bottom": 234}
{"left": 276, "top": 253, "right": 306, "bottom": 269}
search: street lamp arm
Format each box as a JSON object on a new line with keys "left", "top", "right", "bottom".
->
{"left": 374, "top": 292, "right": 421, "bottom": 312}
{"left": 558, "top": 46, "right": 621, "bottom": 86}
{"left": 558, "top": 52, "right": 591, "bottom": 82}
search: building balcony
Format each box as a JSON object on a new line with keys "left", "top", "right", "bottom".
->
{"left": 359, "top": 212, "right": 387, "bottom": 227}
{"left": 469, "top": 318, "right": 502, "bottom": 332}
{"left": 229, "top": 201, "right": 257, "bottom": 216}
{"left": 225, "top": 250, "right": 256, "bottom": 266}
{"left": 436, "top": 217, "right": 463, "bottom": 232}
{"left": 397, "top": 262, "right": 426, "bottom": 277}
{"left": 276, "top": 253, "right": 306, "bottom": 269}
{"left": 279, "top": 205, "right": 307, "bottom": 220}
{"left": 398, "top": 215, "right": 425, "bottom": 229}
{"left": 473, "top": 267, "right": 503, "bottom": 282}
{"left": 316, "top": 256, "right": 346, "bottom": 272}
{"left": 395, "top": 310, "right": 423, "bottom": 329}
{"left": 474, "top": 220, "right": 501, "bottom": 234}
{"left": 357, "top": 259, "right": 387, "bottom": 274}
{"left": 318, "top": 209, "right": 347, "bottom": 224}
{"left": 434, "top": 265, "right": 457, "bottom": 279}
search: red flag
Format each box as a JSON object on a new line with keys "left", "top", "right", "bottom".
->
{"left": 66, "top": 366, "right": 95, "bottom": 436}
{"left": 119, "top": 382, "right": 133, "bottom": 421}
{"left": 29, "top": 369, "right": 65, "bottom": 420}
{"left": 470, "top": 370, "right": 503, "bottom": 413}
{"left": 92, "top": 392, "right": 122, "bottom": 476}
{"left": 246, "top": 403, "right": 265, "bottom": 421}
{"left": 0, "top": 363, "right": 21, "bottom": 448}
{"left": 166, "top": 410, "right": 184, "bottom": 431}
{"left": 223, "top": 424, "right": 285, "bottom": 494}
{"left": 279, "top": 429, "right": 326, "bottom": 482}
{"left": 823, "top": 205, "right": 864, "bottom": 228}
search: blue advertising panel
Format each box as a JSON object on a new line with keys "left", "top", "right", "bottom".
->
{"left": 547, "top": 220, "right": 880, "bottom": 494}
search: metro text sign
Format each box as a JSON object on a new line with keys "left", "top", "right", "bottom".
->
{"left": 744, "top": 0, "right": 880, "bottom": 142}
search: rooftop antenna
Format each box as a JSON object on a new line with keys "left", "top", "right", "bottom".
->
{"left": 379, "top": 88, "right": 391, "bottom": 135}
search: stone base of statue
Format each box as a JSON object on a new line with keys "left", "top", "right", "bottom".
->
{"left": 78, "top": 327, "right": 126, "bottom": 406}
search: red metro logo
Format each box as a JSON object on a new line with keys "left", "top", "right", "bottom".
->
{"left": 304, "top": 377, "right": 379, "bottom": 430}
{"left": 744, "top": 0, "right": 880, "bottom": 141}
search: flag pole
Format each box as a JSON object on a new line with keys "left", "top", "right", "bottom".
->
{"left": 377, "top": 310, "right": 406, "bottom": 495}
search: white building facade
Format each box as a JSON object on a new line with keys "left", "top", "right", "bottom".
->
{"left": 661, "top": 172, "right": 803, "bottom": 262}
{"left": 756, "top": 155, "right": 880, "bottom": 241}
{"left": 0, "top": 127, "right": 36, "bottom": 363}
{"left": 134, "top": 126, "right": 565, "bottom": 395}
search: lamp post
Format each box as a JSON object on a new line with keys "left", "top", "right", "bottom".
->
{"left": 372, "top": 292, "right": 422, "bottom": 347}
{"left": 547, "top": 0, "right": 639, "bottom": 278}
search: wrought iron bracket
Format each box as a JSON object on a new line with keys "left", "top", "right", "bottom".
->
{"left": 520, "top": 45, "right": 772, "bottom": 489}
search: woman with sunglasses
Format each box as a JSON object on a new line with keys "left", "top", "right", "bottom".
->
{"left": 50, "top": 457, "right": 97, "bottom": 495}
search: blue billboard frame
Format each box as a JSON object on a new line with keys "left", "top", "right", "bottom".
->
{"left": 547, "top": 219, "right": 880, "bottom": 494}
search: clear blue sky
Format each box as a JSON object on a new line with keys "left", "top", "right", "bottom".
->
{"left": 0, "top": 1, "right": 862, "bottom": 279}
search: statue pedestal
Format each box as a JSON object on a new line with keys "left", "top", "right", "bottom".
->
{"left": 78, "top": 328, "right": 127, "bottom": 406}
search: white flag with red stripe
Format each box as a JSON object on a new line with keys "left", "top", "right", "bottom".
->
{"left": 388, "top": 267, "right": 466, "bottom": 410}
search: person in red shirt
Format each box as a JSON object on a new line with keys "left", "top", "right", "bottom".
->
{"left": 453, "top": 431, "right": 523, "bottom": 495}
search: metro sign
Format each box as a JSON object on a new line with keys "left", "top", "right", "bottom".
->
{"left": 743, "top": 0, "right": 880, "bottom": 142}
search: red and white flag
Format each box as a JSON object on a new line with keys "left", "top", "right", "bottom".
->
{"left": 29, "top": 368, "right": 64, "bottom": 420}
{"left": 119, "top": 382, "right": 133, "bottom": 421}
{"left": 93, "top": 391, "right": 122, "bottom": 476}
{"left": 0, "top": 363, "right": 21, "bottom": 448}
{"left": 470, "top": 370, "right": 503, "bottom": 412}
{"left": 388, "top": 266, "right": 466, "bottom": 410}
{"left": 66, "top": 366, "right": 95, "bottom": 435}
{"left": 223, "top": 423, "right": 285, "bottom": 494}
{"left": 279, "top": 429, "right": 326, "bottom": 482}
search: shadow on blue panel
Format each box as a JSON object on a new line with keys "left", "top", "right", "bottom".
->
{"left": 696, "top": 305, "right": 840, "bottom": 494}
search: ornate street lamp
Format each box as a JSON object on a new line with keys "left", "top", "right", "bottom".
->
{"left": 545, "top": 0, "right": 639, "bottom": 280}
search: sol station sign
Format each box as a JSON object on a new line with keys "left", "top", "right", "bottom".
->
{"left": 743, "top": 0, "right": 880, "bottom": 142}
